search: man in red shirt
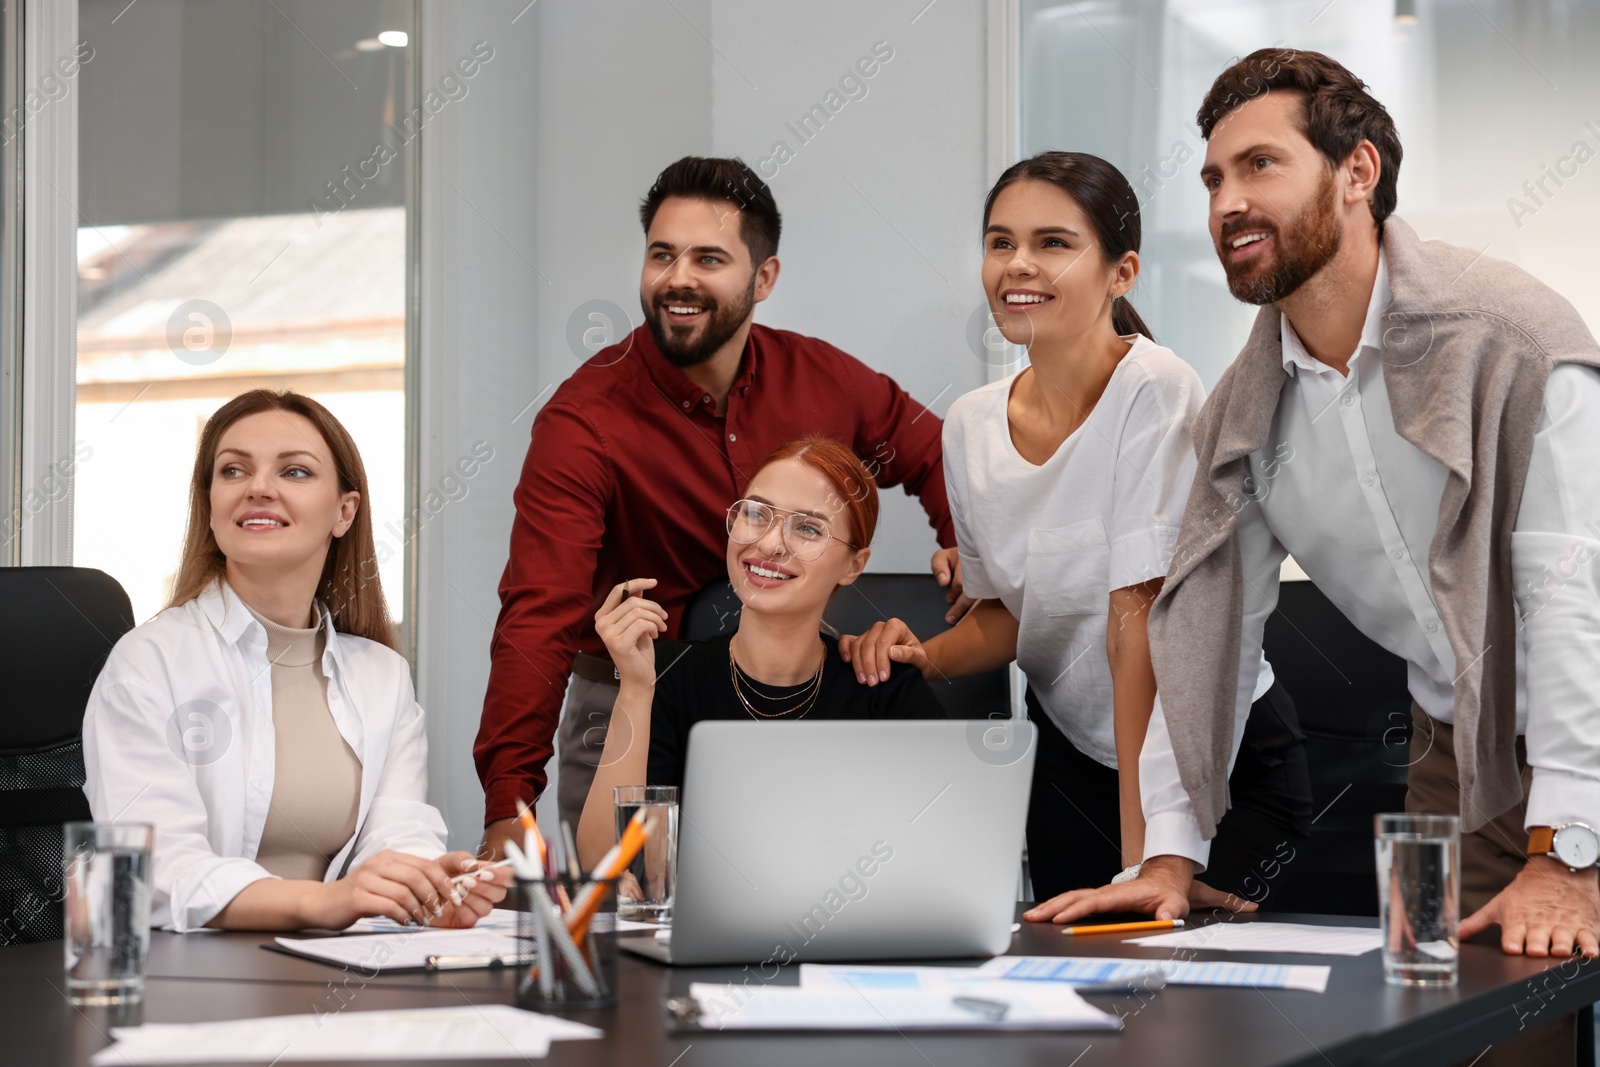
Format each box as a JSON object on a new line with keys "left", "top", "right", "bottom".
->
{"left": 476, "top": 157, "right": 962, "bottom": 856}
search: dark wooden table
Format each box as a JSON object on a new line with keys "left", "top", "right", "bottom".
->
{"left": 3, "top": 910, "right": 1594, "bottom": 1066}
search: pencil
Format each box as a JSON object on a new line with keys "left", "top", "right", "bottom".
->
{"left": 1062, "top": 918, "right": 1185, "bottom": 936}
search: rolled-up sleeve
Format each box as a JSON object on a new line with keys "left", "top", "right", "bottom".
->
{"left": 348, "top": 666, "right": 448, "bottom": 869}
{"left": 82, "top": 678, "right": 273, "bottom": 933}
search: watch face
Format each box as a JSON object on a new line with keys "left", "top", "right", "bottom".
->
{"left": 1555, "top": 826, "right": 1600, "bottom": 869}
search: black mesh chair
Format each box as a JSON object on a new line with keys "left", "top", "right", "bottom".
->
{"left": 1261, "top": 579, "right": 1411, "bottom": 916}
{"left": 681, "top": 574, "right": 1012, "bottom": 719}
{"left": 0, "top": 567, "right": 135, "bottom": 945}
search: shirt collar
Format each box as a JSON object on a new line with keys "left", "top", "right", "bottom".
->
{"left": 1279, "top": 248, "right": 1391, "bottom": 377}
{"left": 198, "top": 578, "right": 342, "bottom": 668}
{"left": 635, "top": 322, "right": 761, "bottom": 408}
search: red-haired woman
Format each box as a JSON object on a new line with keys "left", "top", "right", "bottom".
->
{"left": 575, "top": 436, "right": 945, "bottom": 867}
{"left": 83, "top": 390, "right": 508, "bottom": 932}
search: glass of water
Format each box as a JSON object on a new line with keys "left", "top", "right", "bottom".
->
{"left": 613, "top": 785, "right": 677, "bottom": 924}
{"left": 64, "top": 823, "right": 153, "bottom": 1004}
{"left": 1375, "top": 813, "right": 1460, "bottom": 986}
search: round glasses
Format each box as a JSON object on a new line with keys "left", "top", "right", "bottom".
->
{"left": 725, "top": 499, "right": 856, "bottom": 562}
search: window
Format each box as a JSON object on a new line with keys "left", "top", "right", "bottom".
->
{"left": 73, "top": 0, "right": 412, "bottom": 624}
{"left": 1020, "top": 0, "right": 1600, "bottom": 385}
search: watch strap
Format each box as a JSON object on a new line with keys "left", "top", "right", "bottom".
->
{"left": 1528, "top": 826, "right": 1556, "bottom": 856}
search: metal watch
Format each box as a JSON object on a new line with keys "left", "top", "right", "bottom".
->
{"left": 1528, "top": 823, "right": 1600, "bottom": 871}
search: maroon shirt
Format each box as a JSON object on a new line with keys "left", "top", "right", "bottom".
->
{"left": 474, "top": 323, "right": 956, "bottom": 823}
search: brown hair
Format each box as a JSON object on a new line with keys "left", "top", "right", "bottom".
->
{"left": 640, "top": 156, "right": 782, "bottom": 264}
{"left": 1196, "top": 48, "right": 1402, "bottom": 225}
{"left": 747, "top": 436, "right": 879, "bottom": 549}
{"left": 166, "top": 389, "right": 397, "bottom": 652}
{"left": 982, "top": 151, "right": 1153, "bottom": 341}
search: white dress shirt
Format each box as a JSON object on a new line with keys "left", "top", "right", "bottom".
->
{"left": 945, "top": 335, "right": 1273, "bottom": 767}
{"left": 83, "top": 581, "right": 449, "bottom": 931}
{"left": 1142, "top": 250, "right": 1600, "bottom": 869}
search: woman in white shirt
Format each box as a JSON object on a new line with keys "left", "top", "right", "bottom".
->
{"left": 84, "top": 390, "right": 507, "bottom": 932}
{"left": 843, "top": 152, "right": 1310, "bottom": 912}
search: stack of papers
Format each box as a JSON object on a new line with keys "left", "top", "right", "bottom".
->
{"left": 978, "top": 956, "right": 1332, "bottom": 993}
{"left": 1123, "top": 921, "right": 1382, "bottom": 956}
{"left": 687, "top": 976, "right": 1119, "bottom": 1031}
{"left": 89, "top": 1005, "right": 601, "bottom": 1064}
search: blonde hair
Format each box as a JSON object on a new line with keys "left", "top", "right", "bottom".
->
{"left": 166, "top": 389, "right": 397, "bottom": 652}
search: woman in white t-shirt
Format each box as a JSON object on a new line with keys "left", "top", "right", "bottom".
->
{"left": 84, "top": 390, "right": 508, "bottom": 932}
{"left": 842, "top": 152, "right": 1310, "bottom": 912}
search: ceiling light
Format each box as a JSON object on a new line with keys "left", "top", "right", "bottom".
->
{"left": 377, "top": 30, "right": 409, "bottom": 47}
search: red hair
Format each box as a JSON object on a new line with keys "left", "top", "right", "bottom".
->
{"left": 747, "top": 436, "right": 879, "bottom": 549}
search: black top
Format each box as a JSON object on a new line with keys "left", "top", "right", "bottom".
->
{"left": 646, "top": 633, "right": 946, "bottom": 791}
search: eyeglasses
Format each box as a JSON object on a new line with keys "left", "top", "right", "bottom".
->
{"left": 725, "top": 499, "right": 856, "bottom": 561}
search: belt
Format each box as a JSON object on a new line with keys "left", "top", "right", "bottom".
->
{"left": 571, "top": 651, "right": 621, "bottom": 686}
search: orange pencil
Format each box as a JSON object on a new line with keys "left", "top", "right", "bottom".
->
{"left": 1062, "top": 918, "right": 1185, "bottom": 937}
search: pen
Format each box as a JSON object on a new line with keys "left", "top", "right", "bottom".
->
{"left": 1062, "top": 918, "right": 1185, "bottom": 936}
{"left": 426, "top": 952, "right": 534, "bottom": 971}
{"left": 450, "top": 857, "right": 513, "bottom": 886}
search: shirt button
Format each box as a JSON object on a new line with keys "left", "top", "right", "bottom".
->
{"left": 703, "top": 395, "right": 711, "bottom": 404}
{"left": 1425, "top": 618, "right": 1440, "bottom": 633}
{"left": 1341, "top": 394, "right": 1355, "bottom": 407}
{"left": 1362, "top": 474, "right": 1375, "bottom": 486}
{"left": 1391, "top": 548, "right": 1404, "bottom": 560}
{"left": 681, "top": 400, "right": 690, "bottom": 409}
{"left": 729, "top": 433, "right": 737, "bottom": 442}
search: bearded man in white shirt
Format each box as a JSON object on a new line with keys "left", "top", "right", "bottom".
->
{"left": 1030, "top": 48, "right": 1600, "bottom": 1065}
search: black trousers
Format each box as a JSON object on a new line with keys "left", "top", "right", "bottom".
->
{"left": 1025, "top": 679, "right": 1313, "bottom": 904}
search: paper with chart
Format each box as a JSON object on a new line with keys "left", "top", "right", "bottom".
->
{"left": 89, "top": 1005, "right": 601, "bottom": 1064}
{"left": 979, "top": 955, "right": 1332, "bottom": 993}
{"left": 1123, "top": 921, "right": 1382, "bottom": 956}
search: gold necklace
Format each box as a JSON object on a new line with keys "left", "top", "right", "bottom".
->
{"left": 728, "top": 635, "right": 826, "bottom": 720}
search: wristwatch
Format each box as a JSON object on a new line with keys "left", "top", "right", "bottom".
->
{"left": 1527, "top": 823, "right": 1600, "bottom": 871}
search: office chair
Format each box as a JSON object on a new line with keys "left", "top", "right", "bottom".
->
{"left": 680, "top": 574, "right": 1012, "bottom": 719}
{"left": 0, "top": 567, "right": 135, "bottom": 945}
{"left": 1261, "top": 579, "right": 1411, "bottom": 917}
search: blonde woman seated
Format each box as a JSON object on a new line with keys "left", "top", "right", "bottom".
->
{"left": 576, "top": 437, "right": 946, "bottom": 867}
{"left": 83, "top": 390, "right": 507, "bottom": 932}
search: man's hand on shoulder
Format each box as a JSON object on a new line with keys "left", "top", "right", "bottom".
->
{"left": 1460, "top": 854, "right": 1600, "bottom": 958}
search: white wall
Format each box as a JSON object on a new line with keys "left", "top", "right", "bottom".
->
{"left": 710, "top": 0, "right": 991, "bottom": 569}
{"left": 417, "top": 0, "right": 992, "bottom": 846}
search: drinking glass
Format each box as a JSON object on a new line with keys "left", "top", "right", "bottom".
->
{"left": 1375, "top": 813, "right": 1460, "bottom": 986}
{"left": 64, "top": 822, "right": 153, "bottom": 1004}
{"left": 613, "top": 785, "right": 677, "bottom": 924}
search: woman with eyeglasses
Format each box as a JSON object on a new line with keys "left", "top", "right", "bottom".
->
{"left": 841, "top": 152, "right": 1311, "bottom": 915}
{"left": 574, "top": 436, "right": 945, "bottom": 867}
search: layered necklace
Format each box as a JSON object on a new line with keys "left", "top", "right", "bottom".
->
{"left": 728, "top": 634, "right": 826, "bottom": 720}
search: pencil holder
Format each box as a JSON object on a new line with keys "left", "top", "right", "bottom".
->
{"left": 513, "top": 875, "right": 618, "bottom": 1011}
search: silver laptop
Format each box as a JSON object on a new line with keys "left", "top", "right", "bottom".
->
{"left": 621, "top": 718, "right": 1036, "bottom": 966}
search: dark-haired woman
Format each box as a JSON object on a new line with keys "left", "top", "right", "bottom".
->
{"left": 843, "top": 152, "right": 1310, "bottom": 912}
{"left": 84, "top": 390, "right": 508, "bottom": 932}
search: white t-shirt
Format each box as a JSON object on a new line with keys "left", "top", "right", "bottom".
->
{"left": 943, "top": 334, "right": 1273, "bottom": 768}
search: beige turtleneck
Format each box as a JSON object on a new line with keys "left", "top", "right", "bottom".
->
{"left": 248, "top": 605, "right": 363, "bottom": 882}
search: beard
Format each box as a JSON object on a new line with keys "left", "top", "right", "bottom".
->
{"left": 642, "top": 276, "right": 757, "bottom": 369}
{"left": 1219, "top": 168, "right": 1343, "bottom": 306}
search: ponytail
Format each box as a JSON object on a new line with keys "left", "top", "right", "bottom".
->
{"left": 1111, "top": 295, "right": 1154, "bottom": 342}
